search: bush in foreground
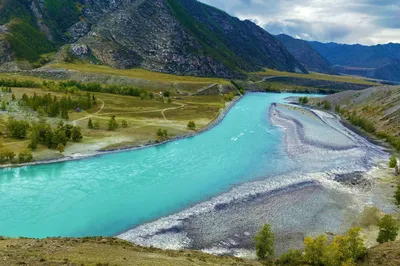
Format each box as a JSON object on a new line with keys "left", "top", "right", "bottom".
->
{"left": 377, "top": 215, "right": 399, "bottom": 243}
{"left": 254, "top": 224, "right": 274, "bottom": 260}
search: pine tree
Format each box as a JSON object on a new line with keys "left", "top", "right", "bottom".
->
{"left": 88, "top": 118, "right": 94, "bottom": 129}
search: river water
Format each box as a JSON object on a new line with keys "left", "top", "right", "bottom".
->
{"left": 0, "top": 92, "right": 388, "bottom": 254}
{"left": 1, "top": 93, "right": 301, "bottom": 238}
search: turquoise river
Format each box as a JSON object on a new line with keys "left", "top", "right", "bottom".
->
{"left": 1, "top": 93, "right": 317, "bottom": 238}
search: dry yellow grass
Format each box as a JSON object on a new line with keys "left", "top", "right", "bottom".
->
{"left": 252, "top": 68, "right": 379, "bottom": 86}
{"left": 50, "top": 63, "right": 230, "bottom": 84}
{"left": 0, "top": 237, "right": 262, "bottom": 266}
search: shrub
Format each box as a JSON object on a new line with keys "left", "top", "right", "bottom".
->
{"left": 108, "top": 117, "right": 119, "bottom": 131}
{"left": 389, "top": 155, "right": 398, "bottom": 168}
{"left": 71, "top": 126, "right": 83, "bottom": 142}
{"left": 88, "top": 118, "right": 94, "bottom": 129}
{"left": 254, "top": 224, "right": 274, "bottom": 260}
{"left": 187, "top": 121, "right": 196, "bottom": 130}
{"left": 395, "top": 185, "right": 400, "bottom": 207}
{"left": 348, "top": 112, "right": 376, "bottom": 133}
{"left": 323, "top": 100, "right": 331, "bottom": 110}
{"left": 303, "top": 235, "right": 327, "bottom": 265}
{"left": 6, "top": 117, "right": 30, "bottom": 139}
{"left": 276, "top": 249, "right": 303, "bottom": 265}
{"left": 18, "top": 149, "right": 33, "bottom": 163}
{"left": 299, "top": 97, "right": 309, "bottom": 104}
{"left": 1, "top": 101, "right": 7, "bottom": 111}
{"left": 377, "top": 215, "right": 399, "bottom": 243}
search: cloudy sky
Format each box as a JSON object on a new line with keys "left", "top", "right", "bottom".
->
{"left": 199, "top": 0, "right": 400, "bottom": 45}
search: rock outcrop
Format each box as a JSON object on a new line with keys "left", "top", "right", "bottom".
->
{"left": 77, "top": 0, "right": 307, "bottom": 78}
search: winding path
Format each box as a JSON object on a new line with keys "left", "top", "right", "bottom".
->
{"left": 98, "top": 102, "right": 186, "bottom": 120}
{"left": 161, "top": 103, "right": 186, "bottom": 120}
{"left": 72, "top": 99, "right": 105, "bottom": 125}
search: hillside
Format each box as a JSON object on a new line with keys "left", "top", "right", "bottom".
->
{"left": 0, "top": 237, "right": 261, "bottom": 265}
{"left": 0, "top": 0, "right": 307, "bottom": 78}
{"left": 320, "top": 85, "right": 400, "bottom": 151}
{"left": 366, "top": 59, "right": 400, "bottom": 82}
{"left": 1, "top": 236, "right": 399, "bottom": 265}
{"left": 275, "top": 34, "right": 333, "bottom": 74}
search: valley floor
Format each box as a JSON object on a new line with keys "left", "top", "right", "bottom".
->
{"left": 0, "top": 82, "right": 238, "bottom": 167}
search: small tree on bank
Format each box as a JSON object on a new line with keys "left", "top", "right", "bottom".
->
{"left": 71, "top": 126, "right": 83, "bottom": 142}
{"left": 18, "top": 149, "right": 33, "bottom": 163}
{"left": 108, "top": 116, "right": 119, "bottom": 131}
{"left": 187, "top": 121, "right": 196, "bottom": 130}
{"left": 56, "top": 143, "right": 65, "bottom": 154}
{"left": 254, "top": 224, "right": 275, "bottom": 260}
{"left": 323, "top": 100, "right": 331, "bottom": 110}
{"left": 389, "top": 155, "right": 398, "bottom": 168}
{"left": 389, "top": 155, "right": 398, "bottom": 176}
{"left": 88, "top": 118, "right": 94, "bottom": 129}
{"left": 377, "top": 215, "right": 399, "bottom": 243}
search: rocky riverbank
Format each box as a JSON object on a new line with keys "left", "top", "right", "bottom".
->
{"left": 118, "top": 103, "right": 392, "bottom": 258}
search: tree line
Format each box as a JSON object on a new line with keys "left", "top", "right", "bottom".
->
{"left": 0, "top": 78, "right": 164, "bottom": 99}
{"left": 20, "top": 92, "right": 95, "bottom": 119}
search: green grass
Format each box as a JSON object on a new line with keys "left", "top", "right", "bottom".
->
{"left": 252, "top": 68, "right": 379, "bottom": 86}
{"left": 0, "top": 86, "right": 228, "bottom": 163}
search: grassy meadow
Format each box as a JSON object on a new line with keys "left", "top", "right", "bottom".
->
{"left": 0, "top": 85, "right": 227, "bottom": 163}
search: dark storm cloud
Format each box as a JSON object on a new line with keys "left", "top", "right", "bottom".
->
{"left": 199, "top": 0, "right": 400, "bottom": 44}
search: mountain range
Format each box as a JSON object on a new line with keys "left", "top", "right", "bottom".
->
{"left": 1, "top": 0, "right": 400, "bottom": 82}
{"left": 275, "top": 34, "right": 333, "bottom": 74}
{"left": 0, "top": 0, "right": 307, "bottom": 78}
{"left": 276, "top": 36, "right": 400, "bottom": 82}
{"left": 309, "top": 41, "right": 400, "bottom": 82}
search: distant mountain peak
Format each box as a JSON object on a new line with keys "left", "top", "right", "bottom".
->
{"left": 275, "top": 34, "right": 333, "bottom": 74}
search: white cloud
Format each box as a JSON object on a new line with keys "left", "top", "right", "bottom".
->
{"left": 199, "top": 0, "right": 400, "bottom": 45}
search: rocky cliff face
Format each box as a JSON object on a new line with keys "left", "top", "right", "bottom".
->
{"left": 80, "top": 0, "right": 238, "bottom": 77}
{"left": 0, "top": 0, "right": 307, "bottom": 78}
{"left": 275, "top": 34, "right": 333, "bottom": 74}
{"left": 76, "top": 0, "right": 307, "bottom": 78}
